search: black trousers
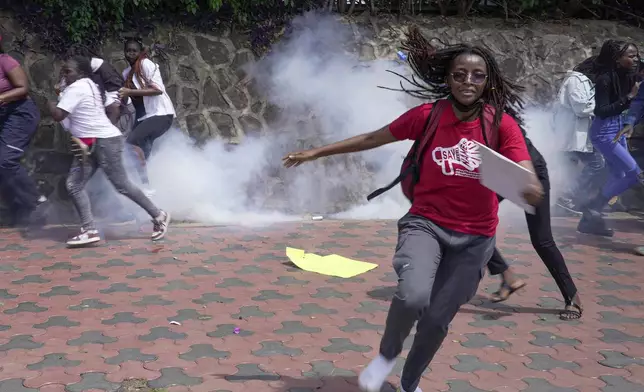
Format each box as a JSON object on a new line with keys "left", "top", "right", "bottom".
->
{"left": 487, "top": 163, "right": 578, "bottom": 305}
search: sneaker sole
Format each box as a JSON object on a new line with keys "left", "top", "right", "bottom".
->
{"left": 555, "top": 203, "right": 583, "bottom": 216}
{"left": 151, "top": 212, "right": 171, "bottom": 241}
{"left": 66, "top": 237, "right": 101, "bottom": 247}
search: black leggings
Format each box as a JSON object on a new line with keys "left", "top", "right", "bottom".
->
{"left": 487, "top": 173, "right": 578, "bottom": 305}
{"left": 126, "top": 114, "right": 173, "bottom": 184}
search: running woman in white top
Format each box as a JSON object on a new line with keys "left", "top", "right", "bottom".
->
{"left": 119, "top": 38, "right": 176, "bottom": 196}
{"left": 47, "top": 56, "right": 171, "bottom": 247}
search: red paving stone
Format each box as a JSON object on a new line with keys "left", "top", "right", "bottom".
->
{"left": 0, "top": 217, "right": 643, "bottom": 391}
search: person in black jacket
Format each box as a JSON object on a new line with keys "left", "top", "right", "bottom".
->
{"left": 486, "top": 134, "right": 582, "bottom": 321}
{"left": 574, "top": 40, "right": 640, "bottom": 237}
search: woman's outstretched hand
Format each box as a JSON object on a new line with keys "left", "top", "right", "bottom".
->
{"left": 282, "top": 150, "right": 319, "bottom": 168}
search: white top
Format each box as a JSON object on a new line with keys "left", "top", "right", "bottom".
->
{"left": 57, "top": 78, "right": 122, "bottom": 139}
{"left": 551, "top": 71, "right": 595, "bottom": 153}
{"left": 122, "top": 58, "right": 175, "bottom": 120}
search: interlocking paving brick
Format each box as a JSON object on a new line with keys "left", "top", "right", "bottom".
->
{"left": 65, "top": 372, "right": 119, "bottom": 391}
{"left": 179, "top": 344, "right": 230, "bottom": 360}
{"left": 0, "top": 335, "right": 43, "bottom": 351}
{"left": 34, "top": 316, "right": 81, "bottom": 329}
{"left": 599, "top": 350, "right": 644, "bottom": 368}
{"left": 600, "top": 375, "right": 644, "bottom": 392}
{"left": 225, "top": 364, "right": 280, "bottom": 382}
{"left": 0, "top": 219, "right": 642, "bottom": 391}
{"left": 0, "top": 379, "right": 37, "bottom": 392}
{"left": 274, "top": 321, "right": 322, "bottom": 334}
{"left": 252, "top": 341, "right": 303, "bottom": 357}
{"left": 68, "top": 331, "right": 117, "bottom": 346}
{"left": 524, "top": 353, "right": 580, "bottom": 371}
{"left": 302, "top": 361, "right": 356, "bottom": 378}
{"left": 521, "top": 378, "right": 579, "bottom": 392}
{"left": 207, "top": 324, "right": 254, "bottom": 338}
{"left": 104, "top": 348, "right": 158, "bottom": 364}
{"left": 138, "top": 327, "right": 187, "bottom": 341}
{"left": 102, "top": 312, "right": 147, "bottom": 325}
{"left": 529, "top": 331, "right": 580, "bottom": 347}
{"left": 4, "top": 302, "right": 48, "bottom": 314}
{"left": 460, "top": 333, "right": 509, "bottom": 348}
{"left": 27, "top": 353, "right": 81, "bottom": 369}
{"left": 321, "top": 338, "right": 371, "bottom": 353}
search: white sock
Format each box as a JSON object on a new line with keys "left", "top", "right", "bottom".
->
{"left": 358, "top": 354, "right": 396, "bottom": 392}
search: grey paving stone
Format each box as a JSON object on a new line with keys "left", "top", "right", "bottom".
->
{"left": 274, "top": 321, "right": 322, "bottom": 334}
{"left": 468, "top": 313, "right": 516, "bottom": 328}
{"left": 27, "top": 353, "right": 81, "bottom": 370}
{"left": 321, "top": 338, "right": 371, "bottom": 353}
{"left": 460, "top": 333, "right": 509, "bottom": 348}
{"left": 167, "top": 309, "right": 212, "bottom": 322}
{"left": 595, "top": 280, "right": 640, "bottom": 291}
{"left": 445, "top": 380, "right": 489, "bottom": 392}
{"left": 225, "top": 364, "right": 280, "bottom": 382}
{"left": 599, "top": 350, "right": 644, "bottom": 368}
{"left": 160, "top": 279, "right": 197, "bottom": 291}
{"left": 521, "top": 378, "right": 579, "bottom": 392}
{"left": 126, "top": 268, "right": 165, "bottom": 279}
{"left": 42, "top": 262, "right": 81, "bottom": 271}
{"left": 310, "top": 287, "right": 351, "bottom": 299}
{"left": 598, "top": 295, "right": 643, "bottom": 307}
{"left": 99, "top": 283, "right": 140, "bottom": 294}
{"left": 600, "top": 376, "right": 644, "bottom": 392}
{"left": 206, "top": 324, "right": 254, "bottom": 338}
{"left": 65, "top": 372, "right": 122, "bottom": 391}
{"left": 524, "top": 353, "right": 580, "bottom": 371}
{"left": 67, "top": 331, "right": 117, "bottom": 346}
{"left": 0, "top": 289, "right": 18, "bottom": 300}
{"left": 231, "top": 306, "right": 274, "bottom": 319}
{"left": 302, "top": 361, "right": 356, "bottom": 378}
{"left": 251, "top": 290, "right": 293, "bottom": 301}
{"left": 293, "top": 303, "right": 338, "bottom": 316}
{"left": 598, "top": 311, "right": 644, "bottom": 324}
{"left": 70, "top": 272, "right": 109, "bottom": 282}
{"left": 104, "top": 348, "right": 158, "bottom": 364}
{"left": 271, "top": 276, "right": 310, "bottom": 286}
{"left": 179, "top": 344, "right": 230, "bottom": 361}
{"left": 138, "top": 327, "right": 187, "bottom": 341}
{"left": 193, "top": 292, "right": 235, "bottom": 305}
{"left": 69, "top": 299, "right": 112, "bottom": 311}
{"left": 102, "top": 312, "right": 147, "bottom": 325}
{"left": 12, "top": 274, "right": 51, "bottom": 284}
{"left": 0, "top": 378, "right": 38, "bottom": 392}
{"left": 216, "top": 278, "right": 254, "bottom": 288}
{"left": 599, "top": 329, "right": 644, "bottom": 344}
{"left": 355, "top": 301, "right": 388, "bottom": 314}
{"left": 39, "top": 286, "right": 81, "bottom": 297}
{"left": 34, "top": 316, "right": 80, "bottom": 329}
{"left": 450, "top": 355, "right": 505, "bottom": 372}
{"left": 182, "top": 266, "right": 220, "bottom": 276}
{"left": 339, "top": 318, "right": 383, "bottom": 332}
{"left": 97, "top": 258, "right": 134, "bottom": 268}
{"left": 3, "top": 302, "right": 48, "bottom": 314}
{"left": 252, "top": 341, "right": 303, "bottom": 357}
{"left": 0, "top": 335, "right": 43, "bottom": 351}
{"left": 530, "top": 331, "right": 580, "bottom": 347}
{"left": 132, "top": 295, "right": 175, "bottom": 307}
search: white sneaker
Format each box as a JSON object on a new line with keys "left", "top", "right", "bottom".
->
{"left": 151, "top": 211, "right": 170, "bottom": 241}
{"left": 66, "top": 228, "right": 101, "bottom": 247}
{"left": 358, "top": 354, "right": 396, "bottom": 392}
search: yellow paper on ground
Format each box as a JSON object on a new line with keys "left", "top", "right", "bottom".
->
{"left": 286, "top": 247, "right": 378, "bottom": 278}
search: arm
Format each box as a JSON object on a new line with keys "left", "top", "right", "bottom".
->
{"left": 0, "top": 64, "right": 29, "bottom": 103}
{"left": 566, "top": 76, "right": 595, "bottom": 117}
{"left": 49, "top": 83, "right": 81, "bottom": 122}
{"left": 594, "top": 74, "right": 632, "bottom": 118}
{"left": 625, "top": 88, "right": 644, "bottom": 127}
{"left": 311, "top": 126, "right": 397, "bottom": 158}
{"left": 124, "top": 59, "right": 162, "bottom": 97}
{"left": 48, "top": 101, "right": 69, "bottom": 122}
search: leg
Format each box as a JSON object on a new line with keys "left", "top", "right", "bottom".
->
{"left": 570, "top": 151, "right": 605, "bottom": 207}
{"left": 125, "top": 115, "right": 173, "bottom": 185}
{"left": 525, "top": 177, "right": 581, "bottom": 319}
{"left": 487, "top": 247, "right": 527, "bottom": 303}
{"left": 400, "top": 229, "right": 495, "bottom": 392}
{"left": 94, "top": 136, "right": 170, "bottom": 240}
{"left": 65, "top": 154, "right": 98, "bottom": 230}
{"left": 0, "top": 100, "right": 42, "bottom": 219}
{"left": 359, "top": 214, "right": 443, "bottom": 392}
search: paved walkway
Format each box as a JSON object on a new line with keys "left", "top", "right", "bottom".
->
{"left": 0, "top": 217, "right": 643, "bottom": 392}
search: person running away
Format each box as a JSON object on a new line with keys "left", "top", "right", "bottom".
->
{"left": 118, "top": 38, "right": 176, "bottom": 197}
{"left": 283, "top": 26, "right": 543, "bottom": 392}
{"left": 47, "top": 55, "right": 171, "bottom": 247}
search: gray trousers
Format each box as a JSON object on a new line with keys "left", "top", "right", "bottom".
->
{"left": 66, "top": 135, "right": 161, "bottom": 230}
{"left": 379, "top": 213, "right": 495, "bottom": 392}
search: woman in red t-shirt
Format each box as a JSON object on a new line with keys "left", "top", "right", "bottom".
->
{"left": 283, "top": 27, "right": 543, "bottom": 392}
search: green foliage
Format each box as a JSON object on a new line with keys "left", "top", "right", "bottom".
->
{"left": 0, "top": 0, "right": 641, "bottom": 56}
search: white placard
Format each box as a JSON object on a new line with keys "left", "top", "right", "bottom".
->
{"left": 475, "top": 141, "right": 536, "bottom": 215}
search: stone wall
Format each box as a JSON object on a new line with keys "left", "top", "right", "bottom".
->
{"left": 1, "top": 12, "right": 644, "bottom": 220}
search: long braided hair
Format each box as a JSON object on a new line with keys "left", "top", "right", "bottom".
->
{"left": 386, "top": 26, "right": 526, "bottom": 130}
{"left": 576, "top": 40, "right": 637, "bottom": 99}
{"left": 124, "top": 38, "right": 152, "bottom": 89}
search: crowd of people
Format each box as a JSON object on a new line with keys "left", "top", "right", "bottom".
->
{"left": 283, "top": 34, "right": 642, "bottom": 392}
{"left": 0, "top": 25, "right": 643, "bottom": 392}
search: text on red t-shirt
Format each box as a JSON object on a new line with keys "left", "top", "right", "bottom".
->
{"left": 388, "top": 102, "right": 531, "bottom": 237}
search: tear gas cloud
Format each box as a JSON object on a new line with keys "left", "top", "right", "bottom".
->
{"left": 83, "top": 12, "right": 571, "bottom": 228}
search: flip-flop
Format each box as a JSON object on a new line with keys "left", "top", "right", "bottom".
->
{"left": 490, "top": 281, "right": 527, "bottom": 303}
{"left": 560, "top": 303, "right": 583, "bottom": 320}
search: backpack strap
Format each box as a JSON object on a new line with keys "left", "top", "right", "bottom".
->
{"left": 365, "top": 100, "right": 447, "bottom": 201}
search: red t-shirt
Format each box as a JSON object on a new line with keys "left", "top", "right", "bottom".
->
{"left": 389, "top": 102, "right": 531, "bottom": 237}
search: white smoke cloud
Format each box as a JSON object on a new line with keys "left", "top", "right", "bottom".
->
{"left": 84, "top": 12, "right": 571, "bottom": 229}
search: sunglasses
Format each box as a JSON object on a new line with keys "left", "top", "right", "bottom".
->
{"left": 450, "top": 71, "right": 488, "bottom": 85}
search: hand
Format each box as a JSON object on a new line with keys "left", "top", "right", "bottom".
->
{"left": 282, "top": 150, "right": 319, "bottom": 168}
{"left": 54, "top": 83, "right": 61, "bottom": 96}
{"left": 118, "top": 88, "right": 131, "bottom": 100}
{"left": 521, "top": 182, "right": 544, "bottom": 207}
{"left": 613, "top": 124, "right": 634, "bottom": 143}
{"left": 628, "top": 81, "right": 641, "bottom": 100}
{"left": 0, "top": 95, "right": 6, "bottom": 105}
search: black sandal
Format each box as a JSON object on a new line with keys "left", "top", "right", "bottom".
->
{"left": 560, "top": 303, "right": 583, "bottom": 320}
{"left": 490, "top": 281, "right": 527, "bottom": 303}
